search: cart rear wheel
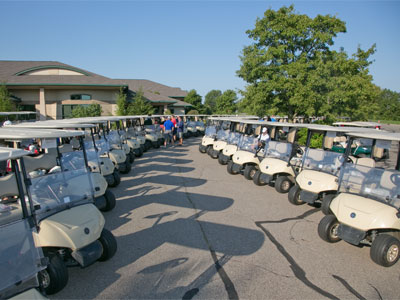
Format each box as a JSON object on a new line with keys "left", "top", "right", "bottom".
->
{"left": 371, "top": 234, "right": 400, "bottom": 267}
{"left": 253, "top": 170, "right": 266, "bottom": 186}
{"left": 227, "top": 160, "right": 236, "bottom": 175}
{"left": 321, "top": 194, "right": 336, "bottom": 215}
{"left": 275, "top": 176, "right": 293, "bottom": 193}
{"left": 100, "top": 189, "right": 116, "bottom": 212}
{"left": 288, "top": 185, "right": 304, "bottom": 205}
{"left": 318, "top": 215, "right": 341, "bottom": 243}
{"left": 98, "top": 229, "right": 117, "bottom": 261}
{"left": 40, "top": 254, "right": 68, "bottom": 295}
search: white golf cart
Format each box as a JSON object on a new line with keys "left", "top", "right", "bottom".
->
{"left": 0, "top": 147, "right": 47, "bottom": 299}
{"left": 0, "top": 129, "right": 117, "bottom": 294}
{"left": 287, "top": 125, "right": 375, "bottom": 206}
{"left": 199, "top": 117, "right": 221, "bottom": 153}
{"left": 254, "top": 123, "right": 306, "bottom": 193}
{"left": 209, "top": 119, "right": 233, "bottom": 159}
{"left": 227, "top": 120, "right": 271, "bottom": 180}
{"left": 318, "top": 131, "right": 400, "bottom": 267}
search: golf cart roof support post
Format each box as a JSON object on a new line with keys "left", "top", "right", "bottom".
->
{"left": 19, "top": 156, "right": 39, "bottom": 229}
{"left": 56, "top": 138, "right": 63, "bottom": 171}
{"left": 337, "top": 135, "right": 354, "bottom": 193}
{"left": 11, "top": 159, "right": 30, "bottom": 221}
{"left": 90, "top": 128, "right": 99, "bottom": 153}
{"left": 396, "top": 141, "right": 400, "bottom": 171}
{"left": 301, "top": 129, "right": 313, "bottom": 170}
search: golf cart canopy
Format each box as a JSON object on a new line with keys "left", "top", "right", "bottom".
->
{"left": 0, "top": 128, "right": 85, "bottom": 140}
{"left": 0, "top": 147, "right": 30, "bottom": 160}
{"left": 9, "top": 120, "right": 95, "bottom": 130}
{"left": 346, "top": 131, "right": 400, "bottom": 141}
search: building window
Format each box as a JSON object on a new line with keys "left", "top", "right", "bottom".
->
{"left": 70, "top": 94, "right": 91, "bottom": 100}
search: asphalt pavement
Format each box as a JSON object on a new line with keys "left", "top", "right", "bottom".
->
{"left": 52, "top": 136, "right": 400, "bottom": 300}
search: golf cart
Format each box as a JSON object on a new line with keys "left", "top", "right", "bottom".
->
{"left": 0, "top": 147, "right": 47, "bottom": 299}
{"left": 253, "top": 123, "right": 306, "bottom": 193}
{"left": 209, "top": 118, "right": 233, "bottom": 159}
{"left": 0, "top": 129, "right": 117, "bottom": 294}
{"left": 287, "top": 125, "right": 374, "bottom": 206}
{"left": 227, "top": 120, "right": 271, "bottom": 179}
{"left": 333, "top": 121, "right": 382, "bottom": 130}
{"left": 120, "top": 116, "right": 144, "bottom": 157}
{"left": 318, "top": 131, "right": 400, "bottom": 267}
{"left": 199, "top": 117, "right": 222, "bottom": 153}
{"left": 124, "top": 116, "right": 148, "bottom": 154}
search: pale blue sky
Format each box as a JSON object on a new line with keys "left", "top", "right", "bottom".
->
{"left": 1, "top": 0, "right": 399, "bottom": 98}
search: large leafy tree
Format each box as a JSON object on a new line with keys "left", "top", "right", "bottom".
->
{"left": 0, "top": 83, "right": 13, "bottom": 112}
{"left": 216, "top": 90, "right": 237, "bottom": 114}
{"left": 127, "top": 88, "right": 155, "bottom": 115}
{"left": 116, "top": 87, "right": 128, "bottom": 116}
{"left": 237, "top": 5, "right": 377, "bottom": 121}
{"left": 375, "top": 89, "right": 400, "bottom": 121}
{"left": 71, "top": 103, "right": 102, "bottom": 118}
{"left": 204, "top": 90, "right": 222, "bottom": 113}
{"left": 184, "top": 89, "right": 203, "bottom": 112}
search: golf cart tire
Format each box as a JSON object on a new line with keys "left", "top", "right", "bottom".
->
{"left": 199, "top": 144, "right": 207, "bottom": 153}
{"left": 321, "top": 194, "right": 336, "bottom": 215}
{"left": 128, "top": 152, "right": 135, "bottom": 164}
{"left": 227, "top": 161, "right": 236, "bottom": 175}
{"left": 40, "top": 254, "right": 68, "bottom": 295}
{"left": 111, "top": 170, "right": 121, "bottom": 187}
{"left": 218, "top": 153, "right": 226, "bottom": 165}
{"left": 288, "top": 185, "right": 305, "bottom": 205}
{"left": 98, "top": 229, "right": 117, "bottom": 261}
{"left": 318, "top": 215, "right": 341, "bottom": 243}
{"left": 253, "top": 170, "right": 266, "bottom": 186}
{"left": 243, "top": 165, "right": 256, "bottom": 180}
{"left": 370, "top": 234, "right": 400, "bottom": 267}
{"left": 274, "top": 176, "right": 293, "bottom": 193}
{"left": 120, "top": 161, "right": 131, "bottom": 174}
{"left": 100, "top": 189, "right": 116, "bottom": 212}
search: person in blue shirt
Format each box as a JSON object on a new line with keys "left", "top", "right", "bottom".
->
{"left": 176, "top": 116, "right": 184, "bottom": 146}
{"left": 163, "top": 116, "right": 174, "bottom": 147}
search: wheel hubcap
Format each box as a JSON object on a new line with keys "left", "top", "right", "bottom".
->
{"left": 330, "top": 223, "right": 339, "bottom": 239}
{"left": 250, "top": 169, "right": 256, "bottom": 178}
{"left": 281, "top": 180, "right": 290, "bottom": 191}
{"left": 387, "top": 244, "right": 399, "bottom": 262}
{"left": 40, "top": 270, "right": 50, "bottom": 288}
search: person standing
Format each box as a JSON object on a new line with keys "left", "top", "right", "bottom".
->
{"left": 176, "top": 116, "right": 184, "bottom": 146}
{"left": 171, "top": 115, "right": 177, "bottom": 142}
{"left": 163, "top": 116, "right": 174, "bottom": 147}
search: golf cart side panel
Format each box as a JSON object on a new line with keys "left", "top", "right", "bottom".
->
{"left": 223, "top": 145, "right": 238, "bottom": 156}
{"left": 99, "top": 157, "right": 114, "bottom": 176}
{"left": 331, "top": 193, "right": 400, "bottom": 231}
{"left": 259, "top": 157, "right": 296, "bottom": 177}
{"left": 145, "top": 133, "right": 158, "bottom": 142}
{"left": 296, "top": 170, "right": 338, "bottom": 194}
{"left": 108, "top": 149, "right": 126, "bottom": 164}
{"left": 126, "top": 139, "right": 140, "bottom": 149}
{"left": 202, "top": 137, "right": 214, "bottom": 146}
{"left": 232, "top": 150, "right": 261, "bottom": 166}
{"left": 34, "top": 204, "right": 104, "bottom": 250}
{"left": 91, "top": 172, "right": 107, "bottom": 197}
{"left": 214, "top": 141, "right": 227, "bottom": 151}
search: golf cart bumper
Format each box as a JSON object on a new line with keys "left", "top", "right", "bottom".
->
{"left": 201, "top": 136, "right": 214, "bottom": 146}
{"left": 231, "top": 162, "right": 243, "bottom": 173}
{"left": 99, "top": 157, "right": 114, "bottom": 176}
{"left": 223, "top": 145, "right": 238, "bottom": 157}
{"left": 210, "top": 149, "right": 220, "bottom": 159}
{"left": 133, "top": 148, "right": 142, "bottom": 157}
{"left": 296, "top": 170, "right": 338, "bottom": 203}
{"left": 71, "top": 240, "right": 102, "bottom": 267}
{"left": 232, "top": 151, "right": 260, "bottom": 166}
{"left": 299, "top": 190, "right": 319, "bottom": 204}
{"left": 337, "top": 224, "right": 366, "bottom": 245}
{"left": 259, "top": 173, "right": 273, "bottom": 184}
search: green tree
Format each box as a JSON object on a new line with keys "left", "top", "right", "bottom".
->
{"left": 216, "top": 90, "right": 237, "bottom": 114}
{"left": 71, "top": 104, "right": 102, "bottom": 118}
{"left": 204, "top": 90, "right": 221, "bottom": 114}
{"left": 0, "top": 83, "right": 13, "bottom": 112}
{"left": 375, "top": 89, "right": 400, "bottom": 121}
{"left": 184, "top": 89, "right": 203, "bottom": 112}
{"left": 237, "top": 5, "right": 377, "bottom": 121}
{"left": 116, "top": 87, "right": 128, "bottom": 116}
{"left": 127, "top": 88, "right": 154, "bottom": 115}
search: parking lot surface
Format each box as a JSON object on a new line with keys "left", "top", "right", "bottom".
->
{"left": 53, "top": 137, "right": 400, "bottom": 299}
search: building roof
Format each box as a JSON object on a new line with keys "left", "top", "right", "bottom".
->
{"left": 0, "top": 60, "right": 123, "bottom": 87}
{"left": 0, "top": 60, "right": 192, "bottom": 107}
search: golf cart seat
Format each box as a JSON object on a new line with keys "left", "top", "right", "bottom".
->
{"left": 287, "top": 129, "right": 296, "bottom": 143}
{"left": 373, "top": 146, "right": 384, "bottom": 159}
{"left": 324, "top": 136, "right": 334, "bottom": 149}
{"left": 0, "top": 173, "right": 24, "bottom": 225}
{"left": 355, "top": 157, "right": 376, "bottom": 168}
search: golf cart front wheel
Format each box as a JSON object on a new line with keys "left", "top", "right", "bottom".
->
{"left": 199, "top": 144, "right": 207, "bottom": 153}
{"left": 98, "top": 229, "right": 117, "bottom": 261}
{"left": 371, "top": 234, "right": 400, "bottom": 267}
{"left": 227, "top": 161, "right": 237, "bottom": 175}
{"left": 253, "top": 170, "right": 266, "bottom": 186}
{"left": 40, "top": 254, "right": 68, "bottom": 295}
{"left": 112, "top": 170, "right": 121, "bottom": 187}
{"left": 274, "top": 176, "right": 293, "bottom": 193}
{"left": 243, "top": 165, "right": 257, "bottom": 180}
{"left": 120, "top": 161, "right": 131, "bottom": 174}
{"left": 318, "top": 215, "right": 341, "bottom": 243}
{"left": 288, "top": 185, "right": 304, "bottom": 205}
{"left": 100, "top": 189, "right": 116, "bottom": 212}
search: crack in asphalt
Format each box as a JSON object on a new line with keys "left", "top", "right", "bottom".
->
{"left": 177, "top": 160, "right": 239, "bottom": 300}
{"left": 332, "top": 275, "right": 366, "bottom": 300}
{"left": 255, "top": 208, "right": 340, "bottom": 300}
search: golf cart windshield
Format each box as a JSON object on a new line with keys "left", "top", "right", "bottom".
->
{"left": 95, "top": 137, "right": 110, "bottom": 155}
{"left": 264, "top": 141, "right": 292, "bottom": 161}
{"left": 29, "top": 168, "right": 94, "bottom": 219}
{"left": 187, "top": 121, "right": 196, "bottom": 127}
{"left": 339, "top": 164, "right": 400, "bottom": 208}
{"left": 238, "top": 136, "right": 258, "bottom": 153}
{"left": 227, "top": 132, "right": 241, "bottom": 145}
{"left": 205, "top": 126, "right": 217, "bottom": 137}
{"left": 108, "top": 130, "right": 122, "bottom": 146}
{"left": 61, "top": 148, "right": 99, "bottom": 173}
{"left": 302, "top": 149, "right": 344, "bottom": 175}
{"left": 216, "top": 129, "right": 229, "bottom": 141}
{"left": 0, "top": 219, "right": 44, "bottom": 299}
